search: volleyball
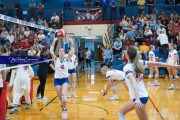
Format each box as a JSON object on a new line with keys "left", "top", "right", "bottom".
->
{"left": 57, "top": 29, "right": 66, "bottom": 38}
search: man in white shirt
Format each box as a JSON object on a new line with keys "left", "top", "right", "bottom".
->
{"left": 157, "top": 31, "right": 169, "bottom": 58}
{"left": 37, "top": 30, "right": 45, "bottom": 42}
{"left": 85, "top": 47, "right": 92, "bottom": 70}
{"left": 6, "top": 31, "right": 14, "bottom": 44}
{"left": 157, "top": 24, "right": 166, "bottom": 35}
{"left": 51, "top": 12, "right": 59, "bottom": 22}
{"left": 28, "top": 46, "right": 37, "bottom": 56}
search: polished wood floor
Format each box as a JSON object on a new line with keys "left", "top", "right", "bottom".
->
{"left": 7, "top": 64, "right": 180, "bottom": 120}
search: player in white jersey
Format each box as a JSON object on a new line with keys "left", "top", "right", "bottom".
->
{"left": 50, "top": 37, "right": 74, "bottom": 119}
{"left": 118, "top": 46, "right": 180, "bottom": 120}
{"left": 167, "top": 43, "right": 180, "bottom": 90}
{"left": 147, "top": 45, "right": 160, "bottom": 86}
{"left": 67, "top": 53, "right": 78, "bottom": 98}
{"left": 100, "top": 66, "right": 128, "bottom": 100}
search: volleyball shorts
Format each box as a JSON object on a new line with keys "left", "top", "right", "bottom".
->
{"left": 54, "top": 78, "right": 69, "bottom": 86}
{"left": 133, "top": 97, "right": 148, "bottom": 104}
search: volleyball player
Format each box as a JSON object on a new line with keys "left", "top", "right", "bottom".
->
{"left": 100, "top": 66, "right": 128, "bottom": 100}
{"left": 167, "top": 43, "right": 180, "bottom": 90}
{"left": 67, "top": 51, "right": 78, "bottom": 98}
{"left": 117, "top": 46, "right": 180, "bottom": 120}
{"left": 36, "top": 47, "right": 51, "bottom": 100}
{"left": 50, "top": 37, "right": 74, "bottom": 119}
{"left": 147, "top": 45, "right": 160, "bottom": 86}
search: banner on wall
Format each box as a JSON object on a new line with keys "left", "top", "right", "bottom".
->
{"left": 73, "top": 8, "right": 102, "bottom": 21}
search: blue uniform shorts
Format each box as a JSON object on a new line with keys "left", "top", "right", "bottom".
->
{"left": 54, "top": 78, "right": 69, "bottom": 86}
{"left": 68, "top": 69, "right": 76, "bottom": 74}
{"left": 133, "top": 97, "right": 148, "bottom": 104}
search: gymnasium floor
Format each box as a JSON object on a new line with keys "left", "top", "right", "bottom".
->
{"left": 7, "top": 63, "right": 180, "bottom": 120}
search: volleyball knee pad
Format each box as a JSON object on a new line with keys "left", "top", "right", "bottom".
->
{"left": 61, "top": 95, "right": 67, "bottom": 102}
{"left": 111, "top": 86, "right": 116, "bottom": 91}
{"left": 175, "top": 76, "right": 179, "bottom": 79}
{"left": 169, "top": 75, "right": 173, "bottom": 79}
{"left": 118, "top": 112, "right": 126, "bottom": 120}
{"left": 72, "top": 83, "right": 76, "bottom": 88}
{"left": 68, "top": 84, "right": 72, "bottom": 88}
{"left": 155, "top": 74, "right": 159, "bottom": 78}
{"left": 148, "top": 74, "right": 153, "bottom": 79}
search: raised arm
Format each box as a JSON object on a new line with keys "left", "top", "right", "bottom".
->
{"left": 67, "top": 37, "right": 74, "bottom": 59}
{"left": 50, "top": 37, "right": 58, "bottom": 60}
{"left": 147, "top": 61, "right": 176, "bottom": 68}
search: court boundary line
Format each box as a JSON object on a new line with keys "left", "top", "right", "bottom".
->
{"left": 148, "top": 96, "right": 164, "bottom": 120}
{"left": 40, "top": 96, "right": 57, "bottom": 111}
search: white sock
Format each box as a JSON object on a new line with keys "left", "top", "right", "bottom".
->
{"left": 171, "top": 84, "right": 174, "bottom": 87}
{"left": 10, "top": 103, "right": 14, "bottom": 106}
{"left": 118, "top": 112, "right": 126, "bottom": 120}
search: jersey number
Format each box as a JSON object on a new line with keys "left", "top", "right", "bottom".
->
{"left": 60, "top": 65, "right": 65, "bottom": 69}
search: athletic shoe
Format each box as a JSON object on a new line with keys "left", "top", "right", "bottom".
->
{"left": 168, "top": 85, "right": 174, "bottom": 90}
{"left": 72, "top": 93, "right": 78, "bottom": 98}
{"left": 41, "top": 96, "right": 48, "bottom": 100}
{"left": 62, "top": 109, "right": 68, "bottom": 119}
{"left": 154, "top": 81, "right": 160, "bottom": 86}
{"left": 6, "top": 114, "right": 9, "bottom": 120}
{"left": 147, "top": 82, "right": 154, "bottom": 86}
{"left": 67, "top": 92, "right": 71, "bottom": 98}
{"left": 10, "top": 107, "right": 19, "bottom": 114}
{"left": 110, "top": 95, "right": 118, "bottom": 101}
{"left": 7, "top": 105, "right": 14, "bottom": 109}
{"left": 25, "top": 105, "right": 30, "bottom": 110}
{"left": 36, "top": 94, "right": 41, "bottom": 99}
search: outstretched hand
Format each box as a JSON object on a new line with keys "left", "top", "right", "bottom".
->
{"left": 133, "top": 99, "right": 144, "bottom": 108}
{"left": 53, "top": 37, "right": 59, "bottom": 42}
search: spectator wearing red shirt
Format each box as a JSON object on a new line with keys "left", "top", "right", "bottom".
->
{"left": 21, "top": 39, "right": 31, "bottom": 51}
{"left": 13, "top": 39, "right": 21, "bottom": 51}
{"left": 28, "top": 30, "right": 35, "bottom": 45}
{"left": 124, "top": 36, "right": 132, "bottom": 48}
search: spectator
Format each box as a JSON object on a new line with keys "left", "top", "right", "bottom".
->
{"left": 150, "top": 9, "right": 158, "bottom": 21}
{"left": 13, "top": 39, "right": 21, "bottom": 51}
{"left": 137, "top": 0, "right": 146, "bottom": 15}
{"left": 174, "top": 0, "right": 180, "bottom": 14}
{"left": 100, "top": 0, "right": 108, "bottom": 19}
{"left": 168, "top": 30, "right": 176, "bottom": 43}
{"left": 110, "top": 0, "right": 116, "bottom": 20}
{"left": 0, "top": 28, "right": 9, "bottom": 45}
{"left": 37, "top": 1, "right": 44, "bottom": 19}
{"left": 124, "top": 36, "right": 132, "bottom": 48}
{"left": 135, "top": 28, "right": 143, "bottom": 45}
{"left": 118, "top": 29, "right": 126, "bottom": 44}
{"left": 149, "top": 17, "right": 156, "bottom": 31}
{"left": 63, "top": 0, "right": 72, "bottom": 7}
{"left": 37, "top": 30, "right": 45, "bottom": 43}
{"left": 14, "top": 2, "right": 21, "bottom": 19}
{"left": 51, "top": 12, "right": 59, "bottom": 22}
{"left": 139, "top": 41, "right": 149, "bottom": 60}
{"left": 0, "top": 2, "right": 3, "bottom": 14}
{"left": 118, "top": 0, "right": 126, "bottom": 19}
{"left": 39, "top": 39, "right": 48, "bottom": 49}
{"left": 167, "top": 20, "right": 174, "bottom": 31}
{"left": 11, "top": 24, "right": 18, "bottom": 33}
{"left": 4, "top": 0, "right": 13, "bottom": 16}
{"left": 136, "top": 18, "right": 142, "bottom": 29}
{"left": 113, "top": 38, "right": 122, "bottom": 55}
{"left": 176, "top": 31, "right": 180, "bottom": 44}
{"left": 157, "top": 24, "right": 166, "bottom": 35}
{"left": 147, "top": 0, "right": 155, "bottom": 14}
{"left": 165, "top": 0, "right": 171, "bottom": 10}
{"left": 6, "top": 31, "right": 14, "bottom": 44}
{"left": 21, "top": 39, "right": 31, "bottom": 51}
{"left": 37, "top": 17, "right": 44, "bottom": 26}
{"left": 161, "top": 16, "right": 168, "bottom": 29}
{"left": 4, "top": 40, "right": 12, "bottom": 49}
{"left": 27, "top": 31, "right": 35, "bottom": 45}
{"left": 28, "top": 46, "right": 37, "bottom": 56}
{"left": 29, "top": 0, "right": 36, "bottom": 19}
{"left": 45, "top": 33, "right": 53, "bottom": 48}
{"left": 24, "top": 27, "right": 30, "bottom": 38}
{"left": 49, "top": 19, "right": 58, "bottom": 29}
{"left": 85, "top": 47, "right": 92, "bottom": 70}
{"left": 144, "top": 26, "right": 153, "bottom": 38}
{"left": 103, "top": 45, "right": 113, "bottom": 68}
{"left": 122, "top": 16, "right": 130, "bottom": 32}
{"left": 126, "top": 27, "right": 135, "bottom": 42}
{"left": 96, "top": 0, "right": 100, "bottom": 6}
{"left": 157, "top": 31, "right": 169, "bottom": 59}
{"left": 170, "top": 10, "right": 178, "bottom": 20}
{"left": 158, "top": 11, "right": 167, "bottom": 20}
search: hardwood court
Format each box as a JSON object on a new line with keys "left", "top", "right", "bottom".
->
{"left": 6, "top": 65, "right": 180, "bottom": 120}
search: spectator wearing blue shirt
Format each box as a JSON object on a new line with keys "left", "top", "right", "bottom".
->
{"left": 63, "top": 0, "right": 72, "bottom": 7}
{"left": 100, "top": 0, "right": 109, "bottom": 19}
{"left": 155, "top": 20, "right": 161, "bottom": 30}
{"left": 126, "top": 27, "right": 135, "bottom": 42}
{"left": 136, "top": 19, "right": 142, "bottom": 29}
{"left": 29, "top": 0, "right": 36, "bottom": 19}
{"left": 103, "top": 45, "right": 113, "bottom": 68}
{"left": 4, "top": 0, "right": 13, "bottom": 16}
{"left": 149, "top": 17, "right": 156, "bottom": 32}
{"left": 45, "top": 33, "right": 53, "bottom": 48}
{"left": 113, "top": 38, "right": 122, "bottom": 55}
{"left": 110, "top": 0, "right": 116, "bottom": 20}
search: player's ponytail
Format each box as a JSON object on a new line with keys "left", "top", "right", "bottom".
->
{"left": 127, "top": 46, "right": 144, "bottom": 74}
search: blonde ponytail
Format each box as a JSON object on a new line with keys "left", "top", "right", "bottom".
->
{"left": 133, "top": 54, "right": 144, "bottom": 74}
